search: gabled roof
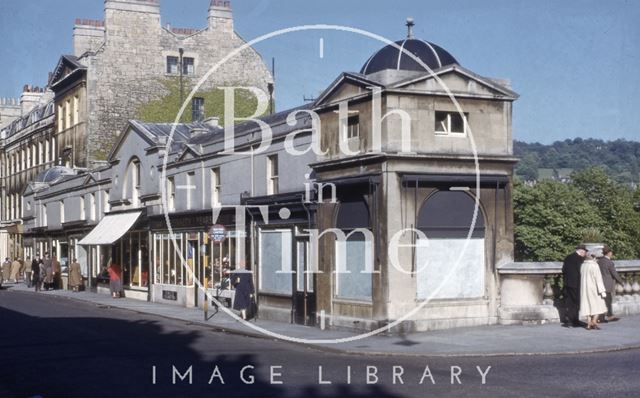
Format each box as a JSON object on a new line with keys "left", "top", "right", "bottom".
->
{"left": 391, "top": 64, "right": 519, "bottom": 100}
{"left": 177, "top": 144, "right": 202, "bottom": 161}
{"left": 49, "top": 55, "right": 87, "bottom": 89}
{"left": 313, "top": 72, "right": 384, "bottom": 108}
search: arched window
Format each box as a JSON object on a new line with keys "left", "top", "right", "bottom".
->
{"left": 415, "top": 190, "right": 485, "bottom": 300}
{"left": 417, "top": 190, "right": 484, "bottom": 238}
{"left": 123, "top": 158, "right": 141, "bottom": 206}
{"left": 335, "top": 197, "right": 373, "bottom": 300}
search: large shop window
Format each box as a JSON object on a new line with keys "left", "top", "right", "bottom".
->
{"left": 259, "top": 229, "right": 292, "bottom": 295}
{"left": 415, "top": 190, "right": 485, "bottom": 300}
{"left": 335, "top": 198, "right": 373, "bottom": 301}
{"left": 154, "top": 233, "right": 186, "bottom": 286}
{"left": 113, "top": 231, "right": 149, "bottom": 289}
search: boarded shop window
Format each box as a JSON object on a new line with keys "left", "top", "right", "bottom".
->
{"left": 259, "top": 229, "right": 292, "bottom": 295}
{"left": 415, "top": 190, "right": 485, "bottom": 300}
{"left": 335, "top": 198, "right": 373, "bottom": 301}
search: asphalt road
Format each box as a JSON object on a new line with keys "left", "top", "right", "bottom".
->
{"left": 1, "top": 288, "right": 639, "bottom": 398}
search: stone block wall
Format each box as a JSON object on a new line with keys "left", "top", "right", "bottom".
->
{"left": 78, "top": 0, "right": 272, "bottom": 165}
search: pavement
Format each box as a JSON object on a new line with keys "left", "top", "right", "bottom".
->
{"left": 4, "top": 281, "right": 640, "bottom": 357}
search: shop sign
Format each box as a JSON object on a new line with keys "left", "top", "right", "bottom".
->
{"left": 162, "top": 290, "right": 178, "bottom": 301}
{"left": 209, "top": 224, "right": 227, "bottom": 243}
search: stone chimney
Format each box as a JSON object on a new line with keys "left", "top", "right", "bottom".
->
{"left": 20, "top": 85, "right": 46, "bottom": 115}
{"left": 104, "top": 0, "right": 161, "bottom": 38}
{"left": 73, "top": 18, "right": 106, "bottom": 57}
{"left": 208, "top": 0, "right": 233, "bottom": 31}
{"left": 104, "top": 0, "right": 160, "bottom": 14}
{"left": 203, "top": 116, "right": 220, "bottom": 128}
{"left": 0, "top": 97, "right": 21, "bottom": 130}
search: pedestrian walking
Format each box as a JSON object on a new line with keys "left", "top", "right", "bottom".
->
{"left": 32, "top": 257, "right": 42, "bottom": 292}
{"left": 562, "top": 244, "right": 587, "bottom": 327}
{"left": 1, "top": 258, "right": 11, "bottom": 285}
{"left": 24, "top": 256, "right": 33, "bottom": 288}
{"left": 232, "top": 268, "right": 256, "bottom": 320}
{"left": 108, "top": 261, "right": 122, "bottom": 298}
{"left": 43, "top": 253, "right": 53, "bottom": 290}
{"left": 580, "top": 251, "right": 608, "bottom": 330}
{"left": 69, "top": 258, "right": 83, "bottom": 292}
{"left": 597, "top": 246, "right": 624, "bottom": 322}
{"left": 10, "top": 257, "right": 21, "bottom": 283}
{"left": 52, "top": 256, "right": 61, "bottom": 290}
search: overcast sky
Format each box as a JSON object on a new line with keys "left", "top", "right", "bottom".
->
{"left": 0, "top": 0, "right": 638, "bottom": 144}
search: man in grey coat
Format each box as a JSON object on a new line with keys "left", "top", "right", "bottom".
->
{"left": 597, "top": 245, "right": 624, "bottom": 322}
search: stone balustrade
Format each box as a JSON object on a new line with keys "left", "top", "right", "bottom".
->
{"left": 497, "top": 260, "right": 640, "bottom": 324}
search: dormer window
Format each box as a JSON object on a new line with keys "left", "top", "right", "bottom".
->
{"left": 435, "top": 111, "right": 468, "bottom": 136}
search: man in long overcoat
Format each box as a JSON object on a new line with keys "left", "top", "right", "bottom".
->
{"left": 562, "top": 244, "right": 587, "bottom": 327}
{"left": 1, "top": 258, "right": 11, "bottom": 284}
{"left": 68, "top": 258, "right": 83, "bottom": 292}
{"left": 597, "top": 246, "right": 624, "bottom": 322}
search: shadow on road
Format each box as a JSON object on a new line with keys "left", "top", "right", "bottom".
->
{"left": 0, "top": 301, "right": 406, "bottom": 398}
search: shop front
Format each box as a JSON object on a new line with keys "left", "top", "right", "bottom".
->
{"left": 245, "top": 194, "right": 317, "bottom": 326}
{"left": 148, "top": 211, "right": 242, "bottom": 308}
{"left": 79, "top": 210, "right": 148, "bottom": 299}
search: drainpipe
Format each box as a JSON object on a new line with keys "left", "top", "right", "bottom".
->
{"left": 179, "top": 48, "right": 184, "bottom": 109}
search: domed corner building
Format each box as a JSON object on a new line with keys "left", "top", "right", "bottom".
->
{"left": 268, "top": 20, "right": 522, "bottom": 332}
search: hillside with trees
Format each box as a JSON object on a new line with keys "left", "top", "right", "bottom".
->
{"left": 514, "top": 139, "right": 640, "bottom": 184}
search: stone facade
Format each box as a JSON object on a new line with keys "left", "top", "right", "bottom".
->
{"left": 78, "top": 0, "right": 272, "bottom": 165}
{"left": 0, "top": 0, "right": 272, "bottom": 262}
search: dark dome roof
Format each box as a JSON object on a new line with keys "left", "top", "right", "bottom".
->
{"left": 35, "top": 166, "right": 75, "bottom": 184}
{"left": 360, "top": 38, "right": 458, "bottom": 75}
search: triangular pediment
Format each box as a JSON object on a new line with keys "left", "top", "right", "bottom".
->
{"left": 108, "top": 121, "right": 157, "bottom": 162}
{"left": 49, "top": 55, "right": 86, "bottom": 88}
{"left": 392, "top": 65, "right": 519, "bottom": 100}
{"left": 82, "top": 173, "right": 97, "bottom": 185}
{"left": 313, "top": 73, "right": 383, "bottom": 107}
{"left": 177, "top": 145, "right": 201, "bottom": 161}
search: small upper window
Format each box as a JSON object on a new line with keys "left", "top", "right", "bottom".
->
{"left": 267, "top": 155, "right": 279, "bottom": 195}
{"left": 347, "top": 115, "right": 360, "bottom": 139}
{"left": 192, "top": 97, "right": 204, "bottom": 122}
{"left": 183, "top": 57, "right": 195, "bottom": 75}
{"left": 166, "top": 56, "right": 179, "bottom": 74}
{"left": 435, "top": 111, "right": 468, "bottom": 135}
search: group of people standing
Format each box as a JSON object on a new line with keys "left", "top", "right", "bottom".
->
{"left": 562, "top": 244, "right": 624, "bottom": 330}
{"left": 1, "top": 257, "right": 26, "bottom": 285}
{"left": 0, "top": 253, "right": 84, "bottom": 292}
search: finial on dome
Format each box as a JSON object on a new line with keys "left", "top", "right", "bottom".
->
{"left": 406, "top": 17, "right": 415, "bottom": 39}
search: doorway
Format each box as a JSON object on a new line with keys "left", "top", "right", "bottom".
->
{"left": 293, "top": 239, "right": 316, "bottom": 326}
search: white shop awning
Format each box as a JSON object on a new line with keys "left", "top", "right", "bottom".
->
{"left": 79, "top": 211, "right": 142, "bottom": 246}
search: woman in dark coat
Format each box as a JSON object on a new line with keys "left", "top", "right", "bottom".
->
{"left": 32, "top": 258, "right": 42, "bottom": 292}
{"left": 232, "top": 269, "right": 255, "bottom": 320}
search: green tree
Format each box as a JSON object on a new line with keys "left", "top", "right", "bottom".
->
{"left": 513, "top": 179, "right": 605, "bottom": 261}
{"left": 571, "top": 167, "right": 640, "bottom": 258}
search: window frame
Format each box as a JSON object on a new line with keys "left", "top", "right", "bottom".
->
{"left": 267, "top": 155, "right": 279, "bottom": 195}
{"left": 166, "top": 56, "right": 179, "bottom": 74}
{"left": 192, "top": 97, "right": 205, "bottom": 122}
{"left": 434, "top": 111, "right": 469, "bottom": 136}
{"left": 347, "top": 115, "right": 360, "bottom": 139}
